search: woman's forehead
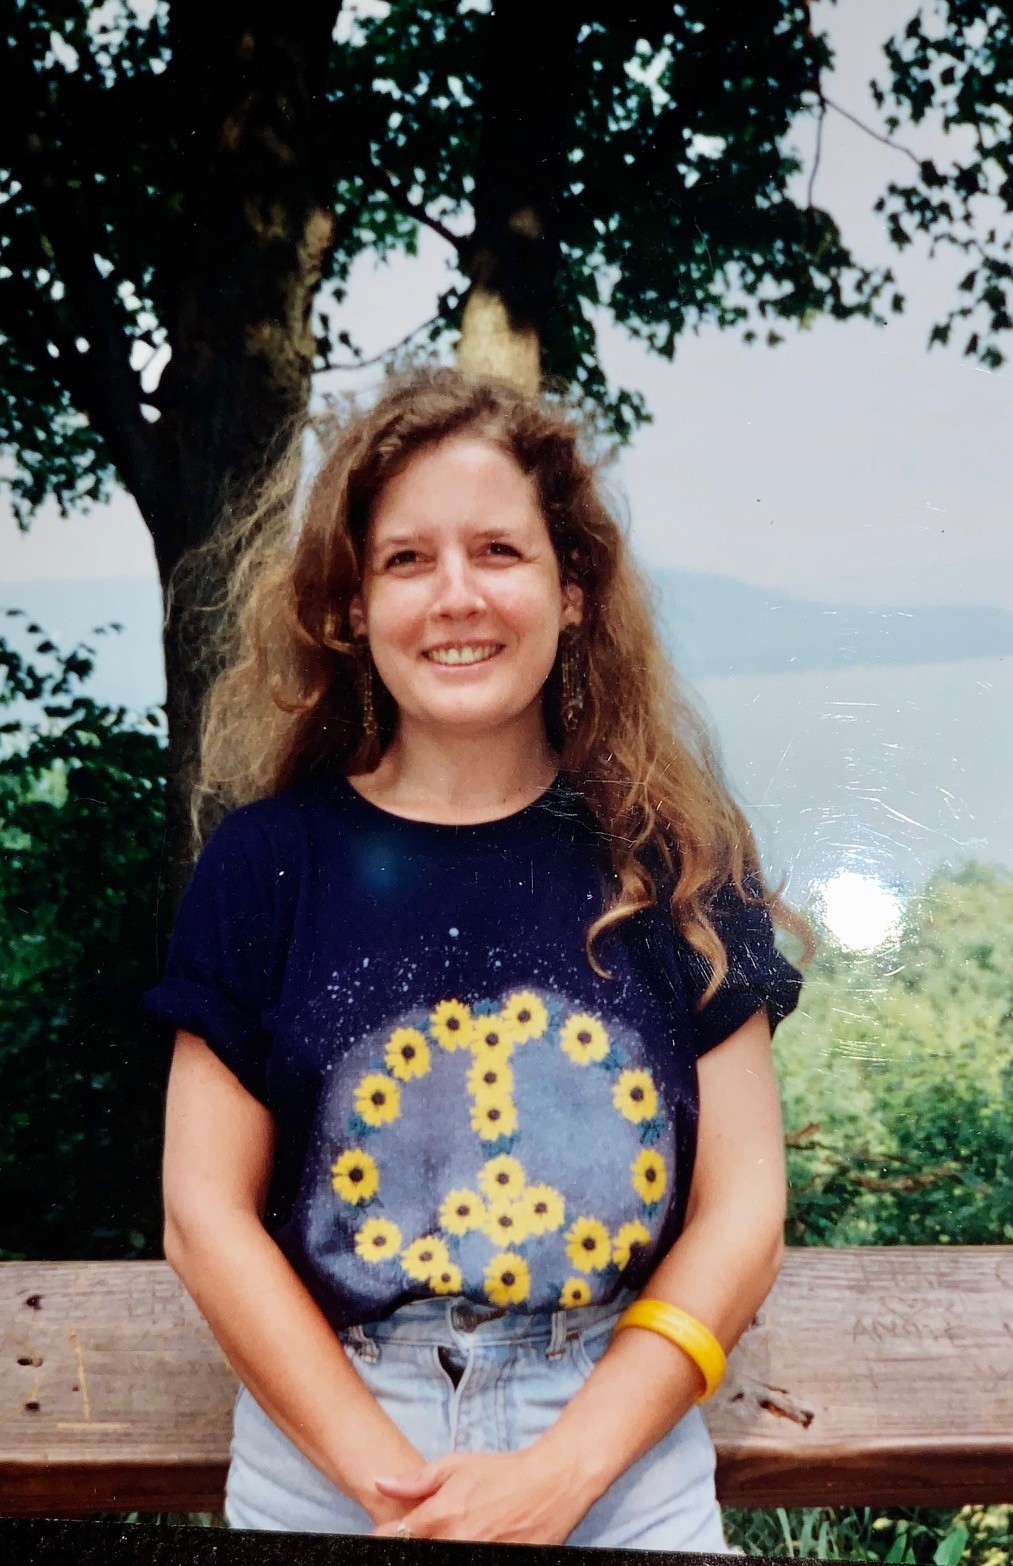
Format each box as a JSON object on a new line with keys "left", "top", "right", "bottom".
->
{"left": 368, "top": 436, "right": 543, "bottom": 538}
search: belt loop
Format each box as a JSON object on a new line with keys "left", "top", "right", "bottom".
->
{"left": 547, "top": 1307, "right": 569, "bottom": 1359}
{"left": 346, "top": 1323, "right": 380, "bottom": 1363}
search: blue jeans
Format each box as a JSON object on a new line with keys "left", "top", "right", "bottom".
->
{"left": 226, "top": 1293, "right": 732, "bottom": 1552}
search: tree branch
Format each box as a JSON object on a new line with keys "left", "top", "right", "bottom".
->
{"left": 317, "top": 311, "right": 442, "bottom": 371}
{"left": 821, "top": 92, "right": 923, "bottom": 171}
{"left": 370, "top": 158, "right": 465, "bottom": 252}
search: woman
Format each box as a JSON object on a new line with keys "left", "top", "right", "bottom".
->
{"left": 145, "top": 367, "right": 806, "bottom": 1550}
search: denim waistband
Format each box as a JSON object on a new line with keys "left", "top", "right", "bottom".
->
{"left": 341, "top": 1289, "right": 636, "bottom": 1353}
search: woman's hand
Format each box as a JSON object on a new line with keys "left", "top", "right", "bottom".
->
{"left": 370, "top": 1446, "right": 595, "bottom": 1544}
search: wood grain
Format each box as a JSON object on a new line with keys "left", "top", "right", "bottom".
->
{"left": 1, "top": 1249, "right": 1010, "bottom": 1515}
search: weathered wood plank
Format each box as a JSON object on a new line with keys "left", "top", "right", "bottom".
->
{"left": 1, "top": 1249, "right": 1010, "bottom": 1516}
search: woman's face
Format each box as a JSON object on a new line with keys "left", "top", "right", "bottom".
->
{"left": 349, "top": 434, "right": 583, "bottom": 741}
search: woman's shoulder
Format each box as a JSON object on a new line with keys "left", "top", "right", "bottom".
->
{"left": 197, "top": 775, "right": 354, "bottom": 864}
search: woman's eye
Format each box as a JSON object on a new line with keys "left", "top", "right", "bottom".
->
{"left": 384, "top": 549, "right": 418, "bottom": 568}
{"left": 486, "top": 541, "right": 520, "bottom": 557}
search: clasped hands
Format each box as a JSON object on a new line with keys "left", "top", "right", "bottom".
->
{"left": 370, "top": 1444, "right": 593, "bottom": 1545}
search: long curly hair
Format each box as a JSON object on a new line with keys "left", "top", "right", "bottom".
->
{"left": 184, "top": 366, "right": 811, "bottom": 994}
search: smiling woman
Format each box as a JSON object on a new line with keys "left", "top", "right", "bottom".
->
{"left": 145, "top": 367, "right": 808, "bottom": 1550}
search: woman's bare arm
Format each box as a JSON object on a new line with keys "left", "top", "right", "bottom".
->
{"left": 163, "top": 1029, "right": 424, "bottom": 1524}
{"left": 371, "top": 1005, "right": 787, "bottom": 1540}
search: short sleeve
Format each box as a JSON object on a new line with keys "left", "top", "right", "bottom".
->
{"left": 142, "top": 809, "right": 279, "bottom": 1102}
{"left": 677, "top": 876, "right": 803, "bottom": 1057}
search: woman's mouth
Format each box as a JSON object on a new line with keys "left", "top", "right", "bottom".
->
{"left": 422, "top": 643, "right": 503, "bottom": 666}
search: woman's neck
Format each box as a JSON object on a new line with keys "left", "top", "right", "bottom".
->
{"left": 349, "top": 718, "right": 560, "bottom": 825}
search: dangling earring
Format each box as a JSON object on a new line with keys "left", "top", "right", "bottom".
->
{"left": 356, "top": 642, "right": 378, "bottom": 744}
{"left": 560, "top": 631, "right": 585, "bottom": 734}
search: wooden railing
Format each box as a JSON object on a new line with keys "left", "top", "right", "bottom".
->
{"left": 1, "top": 1249, "right": 1010, "bottom": 1517}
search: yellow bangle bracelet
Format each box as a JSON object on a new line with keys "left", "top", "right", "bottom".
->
{"left": 614, "top": 1299, "right": 727, "bottom": 1401}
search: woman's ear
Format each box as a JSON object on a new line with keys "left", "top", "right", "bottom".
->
{"left": 561, "top": 581, "right": 584, "bottom": 629}
{"left": 348, "top": 592, "right": 367, "bottom": 640}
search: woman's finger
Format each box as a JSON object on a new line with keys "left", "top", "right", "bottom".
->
{"left": 374, "top": 1463, "right": 444, "bottom": 1500}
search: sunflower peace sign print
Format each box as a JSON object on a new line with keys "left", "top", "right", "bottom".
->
{"left": 297, "top": 984, "right": 676, "bottom": 1318}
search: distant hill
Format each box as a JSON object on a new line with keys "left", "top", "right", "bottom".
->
{"left": 652, "top": 570, "right": 1013, "bottom": 680}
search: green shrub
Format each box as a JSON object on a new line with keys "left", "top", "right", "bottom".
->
{"left": 0, "top": 610, "right": 167, "bottom": 1259}
{"left": 774, "top": 866, "right": 1012, "bottom": 1248}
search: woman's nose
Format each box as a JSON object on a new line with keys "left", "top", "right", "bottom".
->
{"left": 432, "top": 553, "right": 485, "bottom": 615}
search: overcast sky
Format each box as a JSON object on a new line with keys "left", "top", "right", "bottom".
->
{"left": 4, "top": 2, "right": 1011, "bottom": 613}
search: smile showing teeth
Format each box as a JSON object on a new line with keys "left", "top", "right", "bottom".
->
{"left": 424, "top": 644, "right": 501, "bottom": 666}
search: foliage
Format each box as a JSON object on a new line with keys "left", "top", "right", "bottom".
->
{"left": 872, "top": 1, "right": 1013, "bottom": 371}
{"left": 725, "top": 1502, "right": 1012, "bottom": 1563}
{"left": 0, "top": 0, "right": 893, "bottom": 522}
{"left": 0, "top": 610, "right": 166, "bottom": 1259}
{"left": 774, "top": 861, "right": 1012, "bottom": 1247}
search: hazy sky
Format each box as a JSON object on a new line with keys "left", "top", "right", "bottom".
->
{"left": 3, "top": 2, "right": 1011, "bottom": 612}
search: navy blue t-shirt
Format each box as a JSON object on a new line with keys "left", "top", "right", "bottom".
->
{"left": 144, "top": 773, "right": 801, "bottom": 1330}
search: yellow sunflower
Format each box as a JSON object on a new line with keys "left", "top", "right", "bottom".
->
{"left": 559, "top": 1277, "right": 592, "bottom": 1309}
{"left": 429, "top": 998, "right": 473, "bottom": 1052}
{"left": 560, "top": 1013, "right": 609, "bottom": 1066}
{"left": 565, "top": 1216, "right": 612, "bottom": 1273}
{"left": 470, "top": 1093, "right": 518, "bottom": 1142}
{"left": 383, "top": 1027, "right": 431, "bottom": 1082}
{"left": 478, "top": 1154, "right": 527, "bottom": 1203}
{"left": 630, "top": 1149, "right": 668, "bottom": 1205}
{"left": 612, "top": 1068, "right": 658, "bottom": 1123}
{"left": 438, "top": 1187, "right": 487, "bottom": 1236}
{"left": 330, "top": 1148, "right": 379, "bottom": 1205}
{"left": 401, "top": 1234, "right": 451, "bottom": 1283}
{"left": 354, "top": 1217, "right": 402, "bottom": 1262}
{"left": 484, "top": 1201, "right": 530, "bottom": 1246}
{"left": 466, "top": 1056, "right": 515, "bottom": 1104}
{"left": 484, "top": 1252, "right": 531, "bottom": 1307}
{"left": 520, "top": 1182, "right": 566, "bottom": 1235}
{"left": 470, "top": 1017, "right": 515, "bottom": 1062}
{"left": 612, "top": 1219, "right": 651, "bottom": 1271}
{"left": 429, "top": 1263, "right": 463, "bottom": 1296}
{"left": 501, "top": 991, "right": 548, "bottom": 1043}
{"left": 353, "top": 1072, "right": 401, "bottom": 1128}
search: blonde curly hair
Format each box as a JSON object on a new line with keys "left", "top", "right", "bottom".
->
{"left": 182, "top": 366, "right": 811, "bottom": 992}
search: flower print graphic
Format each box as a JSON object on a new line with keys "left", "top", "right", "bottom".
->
{"left": 560, "top": 1013, "right": 609, "bottom": 1066}
{"left": 439, "top": 1187, "right": 487, "bottom": 1236}
{"left": 303, "top": 976, "right": 677, "bottom": 1324}
{"left": 560, "top": 1278, "right": 592, "bottom": 1309}
{"left": 613, "top": 1219, "right": 651, "bottom": 1271}
{"left": 630, "top": 1149, "right": 668, "bottom": 1205}
{"left": 430, "top": 1262, "right": 464, "bottom": 1296}
{"left": 485, "top": 1253, "right": 530, "bottom": 1307}
{"left": 565, "top": 1216, "right": 612, "bottom": 1273}
{"left": 501, "top": 991, "right": 548, "bottom": 1043}
{"left": 355, "top": 1217, "right": 402, "bottom": 1262}
{"left": 384, "top": 1027, "right": 431, "bottom": 1082}
{"left": 467, "top": 1056, "right": 515, "bottom": 1104}
{"left": 401, "top": 1234, "right": 451, "bottom": 1283}
{"left": 478, "top": 1154, "right": 527, "bottom": 1203}
{"left": 331, "top": 1149, "right": 379, "bottom": 1204}
{"left": 520, "top": 1183, "right": 565, "bottom": 1235}
{"left": 429, "top": 999, "right": 473, "bottom": 1051}
{"left": 470, "top": 1017, "right": 515, "bottom": 1062}
{"left": 613, "top": 1068, "right": 658, "bottom": 1123}
{"left": 470, "top": 1093, "right": 518, "bottom": 1141}
{"left": 484, "top": 1200, "right": 530, "bottom": 1246}
{"left": 354, "top": 1072, "right": 401, "bottom": 1127}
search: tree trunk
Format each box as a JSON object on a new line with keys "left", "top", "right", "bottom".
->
{"left": 147, "top": 4, "right": 340, "bottom": 918}
{"left": 457, "top": 0, "right": 583, "bottom": 389}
